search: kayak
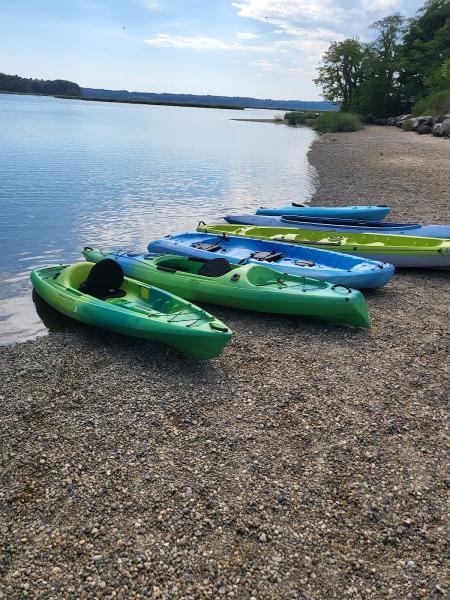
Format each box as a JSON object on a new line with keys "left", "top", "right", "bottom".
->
{"left": 30, "top": 261, "right": 232, "bottom": 359}
{"left": 147, "top": 232, "right": 395, "bottom": 289}
{"left": 83, "top": 248, "right": 371, "bottom": 328}
{"left": 225, "top": 214, "right": 450, "bottom": 238}
{"left": 197, "top": 224, "right": 450, "bottom": 269}
{"left": 255, "top": 204, "right": 391, "bottom": 220}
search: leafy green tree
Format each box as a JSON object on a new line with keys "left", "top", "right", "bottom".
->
{"left": 313, "top": 39, "right": 367, "bottom": 110}
{"left": 399, "top": 0, "right": 450, "bottom": 101}
{"left": 0, "top": 73, "right": 81, "bottom": 96}
{"left": 357, "top": 14, "right": 405, "bottom": 115}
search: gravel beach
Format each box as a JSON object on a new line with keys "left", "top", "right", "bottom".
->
{"left": 1, "top": 125, "right": 449, "bottom": 599}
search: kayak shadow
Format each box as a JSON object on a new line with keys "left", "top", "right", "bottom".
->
{"left": 32, "top": 290, "right": 83, "bottom": 333}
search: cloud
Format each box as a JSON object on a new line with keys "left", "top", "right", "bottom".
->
{"left": 361, "top": 0, "right": 401, "bottom": 10}
{"left": 232, "top": 0, "right": 344, "bottom": 27}
{"left": 236, "top": 32, "right": 260, "bottom": 39}
{"left": 141, "top": 0, "right": 160, "bottom": 9}
{"left": 144, "top": 34, "right": 271, "bottom": 51}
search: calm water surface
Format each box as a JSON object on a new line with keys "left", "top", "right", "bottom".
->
{"left": 0, "top": 94, "right": 318, "bottom": 343}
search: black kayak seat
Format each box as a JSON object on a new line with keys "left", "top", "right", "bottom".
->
{"left": 250, "top": 251, "right": 284, "bottom": 262}
{"left": 191, "top": 241, "right": 222, "bottom": 252}
{"left": 198, "top": 258, "right": 231, "bottom": 277}
{"left": 79, "top": 259, "right": 126, "bottom": 300}
{"left": 291, "top": 202, "right": 306, "bottom": 207}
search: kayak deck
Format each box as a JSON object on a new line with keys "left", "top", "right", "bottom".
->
{"left": 83, "top": 248, "right": 372, "bottom": 328}
{"left": 31, "top": 263, "right": 232, "bottom": 359}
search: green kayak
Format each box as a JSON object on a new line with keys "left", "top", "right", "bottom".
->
{"left": 30, "top": 261, "right": 232, "bottom": 359}
{"left": 83, "top": 248, "right": 371, "bottom": 328}
{"left": 197, "top": 224, "right": 450, "bottom": 268}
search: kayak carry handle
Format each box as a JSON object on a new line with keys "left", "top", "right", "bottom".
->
{"left": 331, "top": 284, "right": 352, "bottom": 294}
{"left": 209, "top": 322, "right": 229, "bottom": 333}
{"left": 198, "top": 220, "right": 206, "bottom": 228}
{"left": 157, "top": 265, "right": 177, "bottom": 273}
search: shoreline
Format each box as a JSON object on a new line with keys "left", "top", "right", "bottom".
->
{"left": 1, "top": 126, "right": 449, "bottom": 598}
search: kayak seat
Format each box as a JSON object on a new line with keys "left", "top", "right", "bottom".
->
{"left": 291, "top": 202, "right": 306, "bottom": 207}
{"left": 191, "top": 242, "right": 222, "bottom": 252}
{"left": 198, "top": 258, "right": 231, "bottom": 277}
{"left": 250, "top": 251, "right": 284, "bottom": 262}
{"left": 79, "top": 259, "right": 126, "bottom": 300}
{"left": 294, "top": 260, "right": 316, "bottom": 267}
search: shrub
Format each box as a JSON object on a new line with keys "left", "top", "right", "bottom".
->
{"left": 284, "top": 111, "right": 307, "bottom": 125}
{"left": 273, "top": 113, "right": 283, "bottom": 122}
{"left": 402, "top": 119, "right": 414, "bottom": 131}
{"left": 314, "top": 112, "right": 363, "bottom": 133}
{"left": 412, "top": 90, "right": 450, "bottom": 116}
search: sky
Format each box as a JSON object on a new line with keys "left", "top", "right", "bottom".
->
{"left": 1, "top": 0, "right": 424, "bottom": 100}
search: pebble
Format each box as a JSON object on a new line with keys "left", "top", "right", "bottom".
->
{"left": 1, "top": 126, "right": 448, "bottom": 599}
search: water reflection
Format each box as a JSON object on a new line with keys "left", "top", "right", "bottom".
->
{"left": 0, "top": 95, "right": 317, "bottom": 343}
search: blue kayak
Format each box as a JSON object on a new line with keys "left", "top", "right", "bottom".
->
{"left": 256, "top": 204, "right": 391, "bottom": 220}
{"left": 225, "top": 214, "right": 450, "bottom": 238}
{"left": 148, "top": 232, "right": 395, "bottom": 290}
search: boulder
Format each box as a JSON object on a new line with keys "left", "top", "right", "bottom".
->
{"left": 416, "top": 123, "right": 432, "bottom": 134}
{"left": 433, "top": 115, "right": 446, "bottom": 124}
{"left": 412, "top": 116, "right": 433, "bottom": 131}
{"left": 386, "top": 117, "right": 396, "bottom": 126}
{"left": 432, "top": 123, "right": 443, "bottom": 136}
{"left": 440, "top": 118, "right": 450, "bottom": 137}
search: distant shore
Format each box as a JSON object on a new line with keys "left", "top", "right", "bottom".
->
{"left": 55, "top": 95, "right": 245, "bottom": 110}
{"left": 1, "top": 125, "right": 449, "bottom": 599}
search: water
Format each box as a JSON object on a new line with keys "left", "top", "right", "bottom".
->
{"left": 0, "top": 94, "right": 318, "bottom": 343}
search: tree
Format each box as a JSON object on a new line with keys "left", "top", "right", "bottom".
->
{"left": 0, "top": 72, "right": 81, "bottom": 96}
{"left": 399, "top": 0, "right": 450, "bottom": 101}
{"left": 313, "top": 39, "right": 367, "bottom": 110}
{"left": 357, "top": 14, "right": 405, "bottom": 115}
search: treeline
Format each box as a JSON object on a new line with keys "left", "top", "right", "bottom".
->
{"left": 0, "top": 73, "right": 81, "bottom": 96}
{"left": 82, "top": 88, "right": 336, "bottom": 111}
{"left": 314, "top": 0, "right": 450, "bottom": 116}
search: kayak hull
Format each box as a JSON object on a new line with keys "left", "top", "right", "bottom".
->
{"left": 198, "top": 224, "right": 450, "bottom": 269}
{"left": 147, "top": 232, "right": 395, "bottom": 290}
{"left": 83, "top": 248, "right": 372, "bottom": 328}
{"left": 256, "top": 205, "right": 391, "bottom": 220}
{"left": 225, "top": 214, "right": 450, "bottom": 238}
{"left": 30, "top": 263, "right": 232, "bottom": 359}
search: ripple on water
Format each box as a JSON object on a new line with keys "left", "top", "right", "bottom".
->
{"left": 0, "top": 95, "right": 318, "bottom": 343}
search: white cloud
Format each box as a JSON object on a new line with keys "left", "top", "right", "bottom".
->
{"left": 236, "top": 32, "right": 260, "bottom": 39}
{"left": 361, "top": 0, "right": 401, "bottom": 10}
{"left": 232, "top": 0, "right": 344, "bottom": 27}
{"left": 141, "top": 0, "right": 160, "bottom": 10}
{"left": 144, "top": 34, "right": 271, "bottom": 51}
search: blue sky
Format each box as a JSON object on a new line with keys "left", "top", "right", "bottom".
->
{"left": 2, "top": 0, "right": 424, "bottom": 100}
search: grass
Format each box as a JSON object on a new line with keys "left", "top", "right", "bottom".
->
{"left": 314, "top": 112, "right": 363, "bottom": 133}
{"left": 55, "top": 95, "right": 244, "bottom": 110}
{"left": 285, "top": 111, "right": 308, "bottom": 125}
{"left": 412, "top": 90, "right": 450, "bottom": 117}
{"left": 402, "top": 119, "right": 414, "bottom": 131}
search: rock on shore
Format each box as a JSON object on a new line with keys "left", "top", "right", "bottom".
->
{"left": 1, "top": 126, "right": 449, "bottom": 599}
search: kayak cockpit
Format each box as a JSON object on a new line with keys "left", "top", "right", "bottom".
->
{"left": 153, "top": 255, "right": 235, "bottom": 278}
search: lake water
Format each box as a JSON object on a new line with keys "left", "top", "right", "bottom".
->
{"left": 0, "top": 94, "right": 318, "bottom": 344}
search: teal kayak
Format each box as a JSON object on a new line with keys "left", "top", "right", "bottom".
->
{"left": 83, "top": 248, "right": 372, "bottom": 328}
{"left": 256, "top": 204, "right": 391, "bottom": 220}
{"left": 30, "top": 261, "right": 232, "bottom": 359}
